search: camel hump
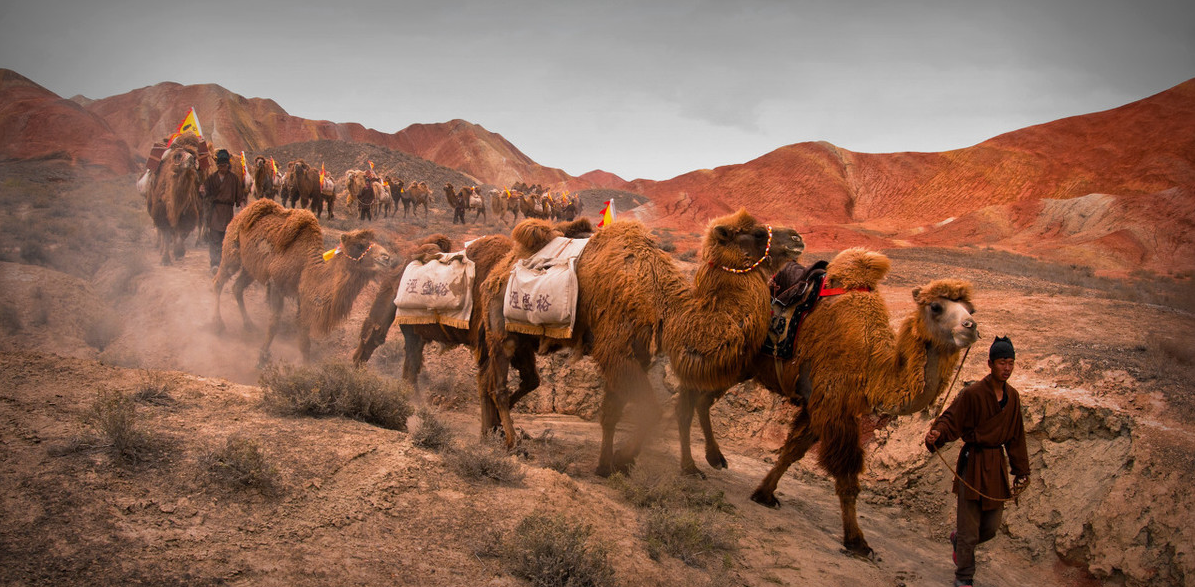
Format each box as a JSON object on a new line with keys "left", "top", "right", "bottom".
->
{"left": 556, "top": 217, "right": 594, "bottom": 239}
{"left": 239, "top": 198, "right": 285, "bottom": 230}
{"left": 914, "top": 278, "right": 974, "bottom": 304}
{"left": 421, "top": 234, "right": 453, "bottom": 254}
{"left": 511, "top": 218, "right": 558, "bottom": 252}
{"left": 826, "top": 247, "right": 891, "bottom": 290}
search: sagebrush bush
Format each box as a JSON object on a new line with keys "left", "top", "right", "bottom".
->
{"left": 260, "top": 363, "right": 412, "bottom": 430}
{"left": 85, "top": 388, "right": 151, "bottom": 462}
{"left": 201, "top": 435, "right": 283, "bottom": 495}
{"left": 609, "top": 461, "right": 733, "bottom": 512}
{"left": 524, "top": 429, "right": 582, "bottom": 475}
{"left": 496, "top": 512, "right": 616, "bottom": 587}
{"left": 446, "top": 440, "right": 524, "bottom": 484}
{"left": 643, "top": 507, "right": 738, "bottom": 568}
{"left": 133, "top": 370, "right": 173, "bottom": 406}
{"left": 411, "top": 406, "right": 453, "bottom": 451}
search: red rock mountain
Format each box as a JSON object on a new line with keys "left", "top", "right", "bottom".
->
{"left": 81, "top": 81, "right": 574, "bottom": 188}
{"left": 0, "top": 70, "right": 137, "bottom": 173}
{"left": 629, "top": 79, "right": 1195, "bottom": 274}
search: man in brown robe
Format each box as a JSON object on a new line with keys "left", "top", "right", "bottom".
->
{"left": 201, "top": 150, "right": 246, "bottom": 274}
{"left": 925, "top": 336, "right": 1030, "bottom": 587}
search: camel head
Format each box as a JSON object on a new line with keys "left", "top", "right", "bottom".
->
{"left": 338, "top": 230, "right": 393, "bottom": 272}
{"left": 702, "top": 209, "right": 804, "bottom": 276}
{"left": 912, "top": 279, "right": 979, "bottom": 350}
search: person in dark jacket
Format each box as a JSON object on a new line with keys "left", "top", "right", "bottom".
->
{"left": 201, "top": 149, "right": 246, "bottom": 273}
{"left": 925, "top": 336, "right": 1030, "bottom": 587}
{"left": 358, "top": 174, "right": 376, "bottom": 221}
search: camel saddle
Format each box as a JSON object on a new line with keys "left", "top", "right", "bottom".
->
{"left": 762, "top": 260, "right": 829, "bottom": 360}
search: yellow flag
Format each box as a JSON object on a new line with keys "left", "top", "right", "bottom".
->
{"left": 168, "top": 107, "right": 203, "bottom": 145}
{"left": 598, "top": 200, "right": 616, "bottom": 228}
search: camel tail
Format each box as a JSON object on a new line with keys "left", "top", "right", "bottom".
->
{"left": 825, "top": 248, "right": 891, "bottom": 290}
{"left": 511, "top": 218, "right": 557, "bottom": 252}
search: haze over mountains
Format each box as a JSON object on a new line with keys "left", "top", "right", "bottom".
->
{"left": 1, "top": 68, "right": 1192, "bottom": 275}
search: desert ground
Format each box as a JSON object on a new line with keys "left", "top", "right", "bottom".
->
{"left": 1, "top": 162, "right": 1193, "bottom": 586}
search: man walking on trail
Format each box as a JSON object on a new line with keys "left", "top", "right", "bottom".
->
{"left": 201, "top": 149, "right": 246, "bottom": 274}
{"left": 924, "top": 336, "right": 1031, "bottom": 587}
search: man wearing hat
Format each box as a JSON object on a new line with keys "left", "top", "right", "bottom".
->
{"left": 201, "top": 149, "right": 247, "bottom": 274}
{"left": 924, "top": 336, "right": 1031, "bottom": 587}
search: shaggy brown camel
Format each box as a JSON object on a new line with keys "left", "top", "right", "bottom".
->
{"left": 679, "top": 248, "right": 979, "bottom": 558}
{"left": 146, "top": 132, "right": 203, "bottom": 265}
{"left": 403, "top": 181, "right": 431, "bottom": 219}
{"left": 252, "top": 156, "right": 276, "bottom": 200}
{"left": 212, "top": 199, "right": 393, "bottom": 365}
{"left": 480, "top": 210, "right": 804, "bottom": 476}
{"left": 490, "top": 189, "right": 519, "bottom": 225}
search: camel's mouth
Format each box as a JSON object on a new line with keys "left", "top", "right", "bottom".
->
{"left": 953, "top": 322, "right": 980, "bottom": 348}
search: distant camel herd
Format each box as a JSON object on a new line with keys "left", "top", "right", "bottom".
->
{"left": 144, "top": 131, "right": 981, "bottom": 559}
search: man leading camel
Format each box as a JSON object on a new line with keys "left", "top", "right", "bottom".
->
{"left": 925, "top": 336, "right": 1031, "bottom": 587}
{"left": 201, "top": 149, "right": 246, "bottom": 274}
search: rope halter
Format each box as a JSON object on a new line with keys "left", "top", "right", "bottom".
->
{"left": 343, "top": 242, "right": 375, "bottom": 262}
{"left": 719, "top": 225, "right": 772, "bottom": 274}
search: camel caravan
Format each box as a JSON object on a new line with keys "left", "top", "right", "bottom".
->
{"left": 142, "top": 119, "right": 981, "bottom": 560}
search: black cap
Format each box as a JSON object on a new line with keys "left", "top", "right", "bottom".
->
{"left": 989, "top": 336, "right": 1015, "bottom": 360}
{"left": 215, "top": 149, "right": 231, "bottom": 164}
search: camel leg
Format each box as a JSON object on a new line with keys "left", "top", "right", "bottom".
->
{"left": 836, "top": 472, "right": 873, "bottom": 558}
{"left": 675, "top": 387, "right": 703, "bottom": 476}
{"left": 474, "top": 337, "right": 502, "bottom": 437}
{"left": 212, "top": 265, "right": 231, "bottom": 334}
{"left": 751, "top": 408, "right": 815, "bottom": 508}
{"left": 159, "top": 229, "right": 172, "bottom": 266}
{"left": 697, "top": 389, "right": 730, "bottom": 469}
{"left": 605, "top": 363, "right": 661, "bottom": 475}
{"left": 172, "top": 232, "right": 186, "bottom": 261}
{"left": 401, "top": 327, "right": 426, "bottom": 399}
{"left": 231, "top": 271, "right": 256, "bottom": 333}
{"left": 508, "top": 337, "right": 540, "bottom": 406}
{"left": 595, "top": 388, "right": 628, "bottom": 478}
{"left": 258, "top": 285, "right": 285, "bottom": 367}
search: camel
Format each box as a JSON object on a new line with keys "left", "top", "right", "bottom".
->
{"left": 212, "top": 199, "right": 393, "bottom": 365}
{"left": 146, "top": 132, "right": 203, "bottom": 265}
{"left": 352, "top": 234, "right": 541, "bottom": 431}
{"left": 465, "top": 186, "right": 487, "bottom": 223}
{"left": 252, "top": 156, "right": 276, "bottom": 200}
{"left": 479, "top": 210, "right": 804, "bottom": 476}
{"left": 490, "top": 189, "right": 519, "bottom": 225}
{"left": 677, "top": 247, "right": 979, "bottom": 558}
{"left": 379, "top": 176, "right": 400, "bottom": 218}
{"left": 402, "top": 181, "right": 431, "bottom": 219}
{"left": 280, "top": 161, "right": 300, "bottom": 208}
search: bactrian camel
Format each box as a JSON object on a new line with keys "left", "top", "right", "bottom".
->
{"left": 480, "top": 210, "right": 804, "bottom": 476}
{"left": 679, "top": 247, "right": 979, "bottom": 558}
{"left": 145, "top": 132, "right": 204, "bottom": 265}
{"left": 212, "top": 199, "right": 392, "bottom": 365}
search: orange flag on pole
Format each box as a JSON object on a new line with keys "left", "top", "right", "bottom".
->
{"left": 598, "top": 200, "right": 616, "bottom": 228}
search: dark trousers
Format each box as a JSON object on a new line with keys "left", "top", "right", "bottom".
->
{"left": 209, "top": 230, "right": 225, "bottom": 268}
{"left": 955, "top": 496, "right": 1003, "bottom": 584}
{"left": 453, "top": 207, "right": 466, "bottom": 224}
{"left": 359, "top": 204, "right": 372, "bottom": 221}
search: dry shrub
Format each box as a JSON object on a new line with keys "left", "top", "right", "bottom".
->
{"left": 133, "top": 370, "right": 174, "bottom": 406}
{"left": 85, "top": 388, "right": 152, "bottom": 462}
{"left": 201, "top": 435, "right": 283, "bottom": 496}
{"left": 446, "top": 439, "right": 524, "bottom": 485}
{"left": 643, "top": 507, "right": 738, "bottom": 567}
{"left": 610, "top": 461, "right": 738, "bottom": 568}
{"left": 524, "top": 429, "right": 583, "bottom": 475}
{"left": 488, "top": 511, "right": 616, "bottom": 587}
{"left": 609, "top": 461, "right": 734, "bottom": 512}
{"left": 260, "top": 363, "right": 412, "bottom": 430}
{"left": 411, "top": 406, "right": 453, "bottom": 451}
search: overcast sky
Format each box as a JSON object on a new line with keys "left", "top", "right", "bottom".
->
{"left": 1, "top": 0, "right": 1191, "bottom": 181}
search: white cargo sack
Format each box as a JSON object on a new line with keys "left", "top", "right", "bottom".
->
{"left": 503, "top": 236, "right": 589, "bottom": 339}
{"left": 393, "top": 251, "right": 475, "bottom": 330}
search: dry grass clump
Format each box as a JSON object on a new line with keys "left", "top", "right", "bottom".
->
{"left": 201, "top": 435, "right": 283, "bottom": 496}
{"left": 446, "top": 438, "right": 524, "bottom": 485}
{"left": 411, "top": 406, "right": 454, "bottom": 451}
{"left": 133, "top": 370, "right": 174, "bottom": 406}
{"left": 482, "top": 511, "right": 616, "bottom": 587}
{"left": 260, "top": 363, "right": 412, "bottom": 431}
{"left": 524, "top": 429, "right": 584, "bottom": 475}
{"left": 609, "top": 460, "right": 738, "bottom": 568}
{"left": 83, "top": 388, "right": 153, "bottom": 462}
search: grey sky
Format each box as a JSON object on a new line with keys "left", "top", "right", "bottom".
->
{"left": 2, "top": 0, "right": 1191, "bottom": 181}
